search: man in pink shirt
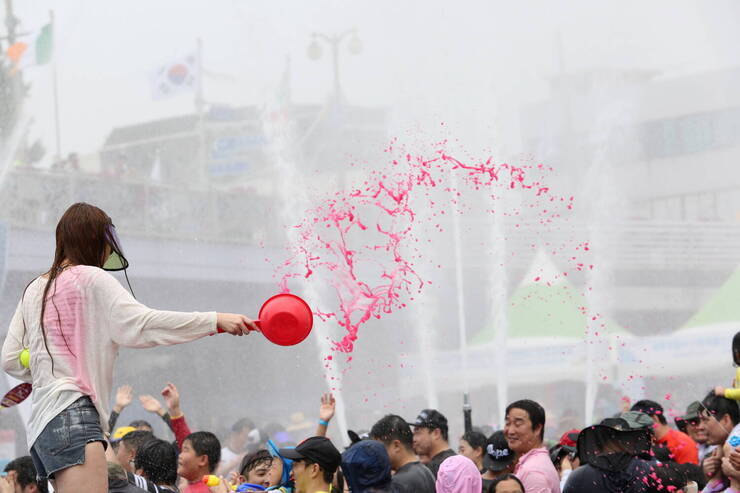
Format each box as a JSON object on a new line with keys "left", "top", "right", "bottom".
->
{"left": 505, "top": 399, "right": 561, "bottom": 493}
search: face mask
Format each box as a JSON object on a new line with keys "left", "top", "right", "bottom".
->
{"left": 103, "top": 224, "right": 130, "bottom": 271}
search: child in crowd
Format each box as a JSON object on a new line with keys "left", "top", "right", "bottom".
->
{"left": 178, "top": 432, "right": 221, "bottom": 493}
{"left": 222, "top": 441, "right": 295, "bottom": 493}
{"left": 711, "top": 331, "right": 740, "bottom": 491}
{"left": 265, "top": 439, "right": 294, "bottom": 492}
{"left": 714, "top": 331, "right": 740, "bottom": 401}
{"left": 233, "top": 450, "right": 273, "bottom": 491}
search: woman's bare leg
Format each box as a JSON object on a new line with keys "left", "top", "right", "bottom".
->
{"left": 53, "top": 442, "right": 107, "bottom": 493}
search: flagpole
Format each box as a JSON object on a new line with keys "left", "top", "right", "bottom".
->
{"left": 50, "top": 10, "right": 61, "bottom": 160}
{"left": 195, "top": 37, "right": 204, "bottom": 116}
{"left": 195, "top": 37, "right": 206, "bottom": 184}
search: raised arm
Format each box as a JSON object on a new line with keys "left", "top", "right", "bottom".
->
{"left": 139, "top": 394, "right": 173, "bottom": 430}
{"left": 109, "top": 384, "right": 134, "bottom": 431}
{"left": 162, "top": 382, "right": 191, "bottom": 450}
{"left": 315, "top": 393, "right": 336, "bottom": 438}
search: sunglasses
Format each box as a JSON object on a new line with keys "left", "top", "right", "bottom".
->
{"left": 675, "top": 417, "right": 700, "bottom": 430}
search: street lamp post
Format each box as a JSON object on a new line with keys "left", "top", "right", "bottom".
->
{"left": 307, "top": 29, "right": 361, "bottom": 101}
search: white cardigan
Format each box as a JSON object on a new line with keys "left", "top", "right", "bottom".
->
{"left": 1, "top": 265, "right": 217, "bottom": 446}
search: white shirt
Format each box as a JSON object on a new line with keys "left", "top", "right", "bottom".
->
{"left": 728, "top": 423, "right": 740, "bottom": 448}
{"left": 698, "top": 443, "right": 717, "bottom": 463}
{"left": 220, "top": 446, "right": 240, "bottom": 469}
{"left": 1, "top": 266, "right": 216, "bottom": 446}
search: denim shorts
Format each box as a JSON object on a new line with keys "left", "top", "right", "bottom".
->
{"left": 30, "top": 396, "right": 106, "bottom": 480}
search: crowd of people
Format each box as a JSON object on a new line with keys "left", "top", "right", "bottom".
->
{"left": 2, "top": 377, "right": 740, "bottom": 493}
{"left": 2, "top": 203, "right": 739, "bottom": 493}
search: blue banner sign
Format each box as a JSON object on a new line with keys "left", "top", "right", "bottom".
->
{"left": 211, "top": 135, "right": 266, "bottom": 159}
{"left": 208, "top": 161, "right": 249, "bottom": 177}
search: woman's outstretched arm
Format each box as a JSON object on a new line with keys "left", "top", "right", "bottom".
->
{"left": 92, "top": 269, "right": 256, "bottom": 348}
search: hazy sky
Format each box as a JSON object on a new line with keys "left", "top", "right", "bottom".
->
{"left": 8, "top": 0, "right": 740, "bottom": 157}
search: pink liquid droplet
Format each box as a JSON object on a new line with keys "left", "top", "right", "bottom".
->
{"left": 276, "top": 139, "right": 581, "bottom": 358}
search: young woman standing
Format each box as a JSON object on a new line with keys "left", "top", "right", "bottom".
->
{"left": 1, "top": 203, "right": 258, "bottom": 493}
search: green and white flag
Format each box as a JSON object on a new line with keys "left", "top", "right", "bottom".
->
{"left": 6, "top": 23, "right": 53, "bottom": 69}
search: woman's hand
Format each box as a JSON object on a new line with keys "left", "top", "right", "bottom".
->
{"left": 217, "top": 313, "right": 259, "bottom": 336}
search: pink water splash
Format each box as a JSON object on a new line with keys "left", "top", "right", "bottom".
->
{"left": 278, "top": 140, "right": 573, "bottom": 353}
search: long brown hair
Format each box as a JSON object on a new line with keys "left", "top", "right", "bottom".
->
{"left": 39, "top": 203, "right": 113, "bottom": 373}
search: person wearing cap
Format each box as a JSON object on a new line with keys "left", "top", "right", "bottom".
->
{"left": 631, "top": 399, "right": 698, "bottom": 465}
{"left": 548, "top": 432, "right": 576, "bottom": 467}
{"left": 504, "top": 400, "right": 560, "bottom": 493}
{"left": 341, "top": 439, "right": 402, "bottom": 493}
{"left": 481, "top": 431, "right": 515, "bottom": 491}
{"left": 675, "top": 401, "right": 715, "bottom": 463}
{"left": 370, "top": 414, "right": 436, "bottom": 493}
{"left": 563, "top": 412, "right": 665, "bottom": 493}
{"left": 111, "top": 426, "right": 138, "bottom": 446}
{"left": 279, "top": 436, "right": 341, "bottom": 493}
{"left": 549, "top": 430, "right": 580, "bottom": 492}
{"left": 410, "top": 409, "right": 456, "bottom": 479}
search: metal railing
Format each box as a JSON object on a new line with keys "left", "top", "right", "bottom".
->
{"left": 0, "top": 167, "right": 282, "bottom": 244}
{"left": 3, "top": 167, "right": 740, "bottom": 270}
{"left": 453, "top": 214, "right": 740, "bottom": 271}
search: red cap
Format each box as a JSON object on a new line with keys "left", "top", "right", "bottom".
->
{"left": 559, "top": 429, "right": 580, "bottom": 447}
